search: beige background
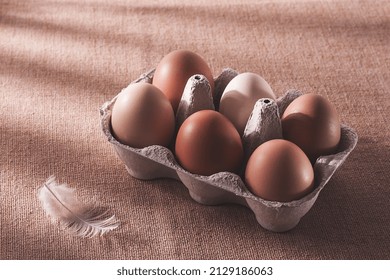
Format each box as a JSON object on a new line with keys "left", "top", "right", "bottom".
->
{"left": 1, "top": 0, "right": 389, "bottom": 259}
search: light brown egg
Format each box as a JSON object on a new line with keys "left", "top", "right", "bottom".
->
{"left": 175, "top": 110, "right": 243, "bottom": 176}
{"left": 281, "top": 94, "right": 341, "bottom": 163}
{"left": 110, "top": 83, "right": 175, "bottom": 148}
{"left": 245, "top": 139, "right": 314, "bottom": 202}
{"left": 152, "top": 50, "right": 214, "bottom": 112}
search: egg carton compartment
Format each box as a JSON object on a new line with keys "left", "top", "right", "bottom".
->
{"left": 100, "top": 68, "right": 358, "bottom": 232}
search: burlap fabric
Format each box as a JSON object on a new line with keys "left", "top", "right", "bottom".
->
{"left": 1, "top": 0, "right": 389, "bottom": 259}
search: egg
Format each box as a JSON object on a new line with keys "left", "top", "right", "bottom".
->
{"left": 110, "top": 83, "right": 175, "bottom": 148}
{"left": 245, "top": 139, "right": 314, "bottom": 202}
{"left": 281, "top": 94, "right": 341, "bottom": 162}
{"left": 152, "top": 50, "right": 214, "bottom": 112}
{"left": 219, "top": 72, "right": 276, "bottom": 135}
{"left": 175, "top": 110, "right": 243, "bottom": 176}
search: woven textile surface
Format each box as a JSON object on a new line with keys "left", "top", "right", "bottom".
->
{"left": 1, "top": 0, "right": 389, "bottom": 259}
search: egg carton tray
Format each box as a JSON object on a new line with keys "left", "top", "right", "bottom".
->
{"left": 100, "top": 68, "right": 358, "bottom": 232}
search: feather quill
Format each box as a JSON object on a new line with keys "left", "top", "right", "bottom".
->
{"left": 38, "top": 176, "right": 120, "bottom": 238}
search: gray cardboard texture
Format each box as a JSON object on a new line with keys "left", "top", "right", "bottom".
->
{"left": 100, "top": 69, "right": 358, "bottom": 232}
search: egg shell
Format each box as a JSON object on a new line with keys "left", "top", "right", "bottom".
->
{"left": 245, "top": 139, "right": 315, "bottom": 202}
{"left": 152, "top": 50, "right": 215, "bottom": 113}
{"left": 219, "top": 72, "right": 276, "bottom": 135}
{"left": 100, "top": 68, "right": 358, "bottom": 232}
{"left": 175, "top": 110, "right": 244, "bottom": 176}
{"left": 281, "top": 93, "right": 341, "bottom": 162}
{"left": 110, "top": 83, "right": 175, "bottom": 148}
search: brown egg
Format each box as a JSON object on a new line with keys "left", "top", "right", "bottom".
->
{"left": 175, "top": 110, "right": 243, "bottom": 176}
{"left": 281, "top": 94, "right": 341, "bottom": 162}
{"left": 152, "top": 50, "right": 214, "bottom": 112}
{"left": 245, "top": 139, "right": 314, "bottom": 202}
{"left": 111, "top": 83, "right": 175, "bottom": 148}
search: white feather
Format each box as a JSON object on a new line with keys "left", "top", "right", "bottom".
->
{"left": 38, "top": 176, "right": 120, "bottom": 238}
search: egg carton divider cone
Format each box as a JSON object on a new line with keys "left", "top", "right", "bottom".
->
{"left": 100, "top": 68, "right": 358, "bottom": 232}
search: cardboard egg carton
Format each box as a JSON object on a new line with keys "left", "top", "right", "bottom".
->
{"left": 100, "top": 68, "right": 358, "bottom": 232}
